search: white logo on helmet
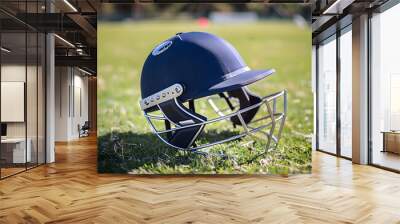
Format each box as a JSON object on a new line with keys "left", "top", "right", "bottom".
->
{"left": 152, "top": 40, "right": 173, "bottom": 56}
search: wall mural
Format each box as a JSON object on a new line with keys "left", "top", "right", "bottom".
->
{"left": 97, "top": 4, "right": 312, "bottom": 175}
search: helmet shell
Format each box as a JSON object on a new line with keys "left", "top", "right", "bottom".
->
{"left": 140, "top": 32, "right": 247, "bottom": 101}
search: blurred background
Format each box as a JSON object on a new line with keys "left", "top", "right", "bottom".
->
{"left": 99, "top": 4, "right": 310, "bottom": 23}
{"left": 98, "top": 4, "right": 312, "bottom": 174}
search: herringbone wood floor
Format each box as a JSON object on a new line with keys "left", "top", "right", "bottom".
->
{"left": 1, "top": 136, "right": 400, "bottom": 224}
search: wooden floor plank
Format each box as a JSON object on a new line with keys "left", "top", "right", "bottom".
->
{"left": 0, "top": 135, "right": 400, "bottom": 223}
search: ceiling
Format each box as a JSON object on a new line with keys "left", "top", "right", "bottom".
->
{"left": 0, "top": 0, "right": 98, "bottom": 74}
{"left": 311, "top": 0, "right": 389, "bottom": 43}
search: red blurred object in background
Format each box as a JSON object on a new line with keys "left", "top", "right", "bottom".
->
{"left": 197, "top": 17, "right": 209, "bottom": 27}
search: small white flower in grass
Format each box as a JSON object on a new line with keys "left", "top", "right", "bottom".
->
{"left": 259, "top": 158, "right": 269, "bottom": 166}
{"left": 240, "top": 140, "right": 254, "bottom": 148}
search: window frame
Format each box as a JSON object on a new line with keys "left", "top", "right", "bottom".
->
{"left": 314, "top": 19, "right": 353, "bottom": 161}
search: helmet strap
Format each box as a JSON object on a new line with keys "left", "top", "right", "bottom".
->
{"left": 164, "top": 120, "right": 172, "bottom": 140}
{"left": 159, "top": 99, "right": 207, "bottom": 149}
{"left": 227, "top": 87, "right": 262, "bottom": 126}
{"left": 188, "top": 99, "right": 195, "bottom": 112}
{"left": 218, "top": 92, "right": 236, "bottom": 111}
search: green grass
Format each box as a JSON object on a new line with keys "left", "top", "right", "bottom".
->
{"left": 98, "top": 20, "right": 312, "bottom": 175}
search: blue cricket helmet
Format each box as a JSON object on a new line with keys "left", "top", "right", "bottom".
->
{"left": 140, "top": 32, "right": 278, "bottom": 150}
{"left": 140, "top": 32, "right": 274, "bottom": 103}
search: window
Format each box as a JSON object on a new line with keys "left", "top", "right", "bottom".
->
{"left": 317, "top": 35, "right": 337, "bottom": 154}
{"left": 370, "top": 3, "right": 400, "bottom": 171}
{"left": 339, "top": 27, "right": 352, "bottom": 158}
{"left": 0, "top": 1, "right": 46, "bottom": 179}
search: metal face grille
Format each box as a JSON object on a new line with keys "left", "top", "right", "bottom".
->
{"left": 143, "top": 90, "right": 287, "bottom": 155}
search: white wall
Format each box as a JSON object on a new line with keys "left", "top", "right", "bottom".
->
{"left": 72, "top": 73, "right": 89, "bottom": 138}
{"left": 55, "top": 67, "right": 70, "bottom": 141}
{"left": 1, "top": 65, "right": 30, "bottom": 138}
{"left": 55, "top": 67, "right": 89, "bottom": 141}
